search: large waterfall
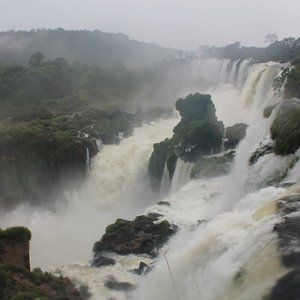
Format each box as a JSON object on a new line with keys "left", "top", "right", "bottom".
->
{"left": 1, "top": 58, "right": 297, "bottom": 300}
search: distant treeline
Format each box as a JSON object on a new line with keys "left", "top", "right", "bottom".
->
{"left": 0, "top": 28, "right": 178, "bottom": 68}
{"left": 200, "top": 37, "right": 300, "bottom": 63}
{"left": 0, "top": 55, "right": 138, "bottom": 119}
{"left": 0, "top": 52, "right": 196, "bottom": 123}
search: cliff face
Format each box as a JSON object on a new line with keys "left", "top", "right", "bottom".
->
{"left": 0, "top": 130, "right": 94, "bottom": 209}
{"left": 0, "top": 239, "right": 30, "bottom": 270}
{"left": 0, "top": 226, "right": 86, "bottom": 299}
{"left": 0, "top": 227, "right": 31, "bottom": 269}
{"left": 0, "top": 109, "right": 137, "bottom": 209}
{"left": 148, "top": 93, "right": 224, "bottom": 188}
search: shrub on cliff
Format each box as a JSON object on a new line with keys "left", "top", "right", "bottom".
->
{"left": 148, "top": 93, "right": 224, "bottom": 187}
{"left": 271, "top": 108, "right": 300, "bottom": 155}
{"left": 285, "top": 61, "right": 300, "bottom": 99}
{"left": 0, "top": 227, "right": 31, "bottom": 242}
{"left": 174, "top": 93, "right": 217, "bottom": 132}
{"left": 0, "top": 263, "right": 83, "bottom": 299}
{"left": 175, "top": 120, "right": 223, "bottom": 160}
{"left": 0, "top": 127, "right": 88, "bottom": 208}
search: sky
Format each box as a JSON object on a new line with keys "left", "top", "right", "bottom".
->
{"left": 0, "top": 0, "right": 300, "bottom": 49}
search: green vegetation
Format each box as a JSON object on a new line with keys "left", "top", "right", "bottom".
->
{"left": 0, "top": 55, "right": 143, "bottom": 207}
{"left": 271, "top": 108, "right": 300, "bottom": 155}
{"left": 148, "top": 93, "right": 224, "bottom": 187}
{"left": 0, "top": 57, "right": 137, "bottom": 116}
{"left": 0, "top": 227, "right": 31, "bottom": 241}
{"left": 0, "top": 29, "right": 178, "bottom": 68}
{"left": 0, "top": 263, "right": 83, "bottom": 300}
{"left": 285, "top": 60, "right": 300, "bottom": 98}
{"left": 200, "top": 37, "right": 300, "bottom": 63}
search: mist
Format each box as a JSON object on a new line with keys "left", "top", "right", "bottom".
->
{"left": 0, "top": 1, "right": 300, "bottom": 299}
{"left": 0, "top": 117, "right": 177, "bottom": 268}
{"left": 1, "top": 0, "right": 300, "bottom": 49}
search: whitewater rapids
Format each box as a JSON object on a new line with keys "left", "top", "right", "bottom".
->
{"left": 1, "top": 58, "right": 298, "bottom": 300}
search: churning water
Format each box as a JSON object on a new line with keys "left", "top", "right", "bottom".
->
{"left": 1, "top": 58, "right": 297, "bottom": 300}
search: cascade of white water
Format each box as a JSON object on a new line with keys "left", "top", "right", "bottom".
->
{"left": 170, "top": 159, "right": 194, "bottom": 194}
{"left": 85, "top": 147, "right": 90, "bottom": 173}
{"left": 84, "top": 118, "right": 178, "bottom": 209}
{"left": 236, "top": 60, "right": 252, "bottom": 90}
{"left": 191, "top": 58, "right": 253, "bottom": 91}
{"left": 1, "top": 59, "right": 298, "bottom": 300}
{"left": 160, "top": 162, "right": 171, "bottom": 197}
{"left": 130, "top": 61, "right": 292, "bottom": 300}
{"left": 228, "top": 60, "right": 239, "bottom": 85}
{"left": 95, "top": 137, "right": 104, "bottom": 152}
{"left": 0, "top": 117, "right": 178, "bottom": 269}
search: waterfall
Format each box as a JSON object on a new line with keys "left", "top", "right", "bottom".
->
{"left": 1, "top": 58, "right": 298, "bottom": 300}
{"left": 84, "top": 118, "right": 178, "bottom": 209}
{"left": 170, "top": 159, "right": 194, "bottom": 194}
{"left": 160, "top": 162, "right": 171, "bottom": 197}
{"left": 190, "top": 58, "right": 253, "bottom": 90}
{"left": 0, "top": 117, "right": 178, "bottom": 268}
{"left": 85, "top": 147, "right": 90, "bottom": 174}
{"left": 129, "top": 61, "right": 291, "bottom": 300}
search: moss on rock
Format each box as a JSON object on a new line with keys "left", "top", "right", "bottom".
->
{"left": 271, "top": 108, "right": 300, "bottom": 155}
{"left": 148, "top": 93, "right": 224, "bottom": 189}
{"left": 0, "top": 227, "right": 31, "bottom": 242}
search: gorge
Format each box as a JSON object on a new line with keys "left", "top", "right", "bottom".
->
{"left": 1, "top": 53, "right": 300, "bottom": 300}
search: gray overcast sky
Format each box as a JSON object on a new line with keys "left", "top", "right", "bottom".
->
{"left": 1, "top": 0, "right": 300, "bottom": 49}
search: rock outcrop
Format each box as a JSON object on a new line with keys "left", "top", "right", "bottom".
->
{"left": 148, "top": 93, "right": 224, "bottom": 188}
{"left": 191, "top": 151, "right": 234, "bottom": 179}
{"left": 249, "top": 136, "right": 274, "bottom": 166}
{"left": 270, "top": 100, "right": 300, "bottom": 155}
{"left": 0, "top": 226, "right": 86, "bottom": 300}
{"left": 224, "top": 123, "right": 248, "bottom": 150}
{"left": 269, "top": 193, "right": 300, "bottom": 300}
{"left": 92, "top": 215, "right": 176, "bottom": 258}
{"left": 0, "top": 227, "right": 31, "bottom": 270}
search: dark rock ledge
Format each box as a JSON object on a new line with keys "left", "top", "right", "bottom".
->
{"left": 92, "top": 215, "right": 176, "bottom": 263}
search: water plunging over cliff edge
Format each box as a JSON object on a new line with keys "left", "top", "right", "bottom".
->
{"left": 1, "top": 59, "right": 298, "bottom": 300}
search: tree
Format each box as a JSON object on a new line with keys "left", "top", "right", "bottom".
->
{"left": 265, "top": 33, "right": 278, "bottom": 45}
{"left": 29, "top": 52, "right": 44, "bottom": 67}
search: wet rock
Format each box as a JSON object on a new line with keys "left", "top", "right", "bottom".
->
{"left": 191, "top": 151, "right": 234, "bottom": 179}
{"left": 263, "top": 105, "right": 277, "bottom": 118}
{"left": 132, "top": 262, "right": 152, "bottom": 275}
{"left": 147, "top": 213, "right": 163, "bottom": 220}
{"left": 277, "top": 194, "right": 300, "bottom": 216}
{"left": 197, "top": 219, "right": 206, "bottom": 225}
{"left": 224, "top": 123, "right": 248, "bottom": 149}
{"left": 148, "top": 93, "right": 224, "bottom": 189}
{"left": 105, "top": 277, "right": 134, "bottom": 291}
{"left": 271, "top": 194, "right": 300, "bottom": 299}
{"left": 249, "top": 137, "right": 274, "bottom": 165}
{"left": 269, "top": 268, "right": 300, "bottom": 300}
{"left": 157, "top": 201, "right": 171, "bottom": 206}
{"left": 93, "top": 215, "right": 176, "bottom": 257}
{"left": 92, "top": 254, "right": 116, "bottom": 267}
{"left": 270, "top": 106, "right": 300, "bottom": 155}
{"left": 0, "top": 227, "right": 31, "bottom": 269}
{"left": 278, "top": 182, "right": 295, "bottom": 188}
{"left": 274, "top": 215, "right": 300, "bottom": 268}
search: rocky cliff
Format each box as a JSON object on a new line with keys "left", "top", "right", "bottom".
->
{"left": 0, "top": 226, "right": 87, "bottom": 299}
